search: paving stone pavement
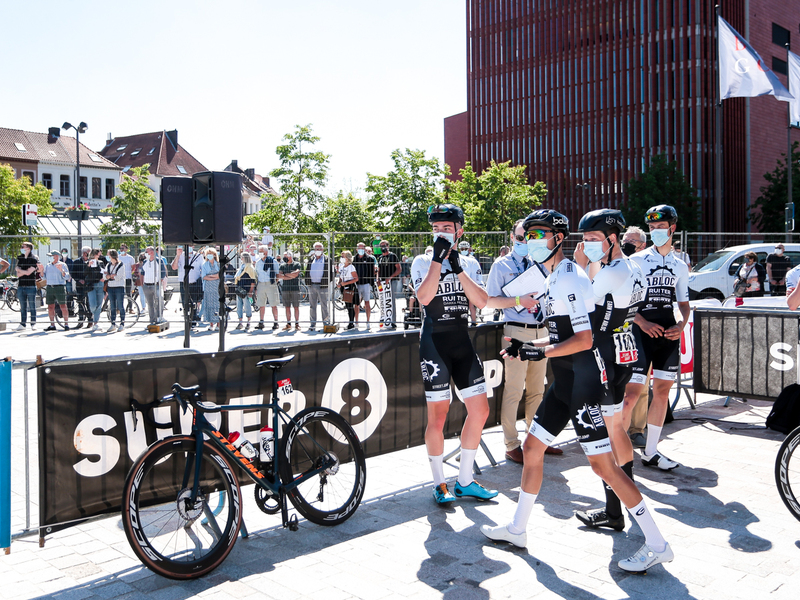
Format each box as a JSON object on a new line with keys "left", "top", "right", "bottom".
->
{"left": 2, "top": 324, "right": 800, "bottom": 599}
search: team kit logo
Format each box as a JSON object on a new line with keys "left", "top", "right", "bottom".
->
{"left": 420, "top": 359, "right": 441, "bottom": 382}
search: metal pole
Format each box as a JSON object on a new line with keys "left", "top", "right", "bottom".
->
{"left": 183, "top": 244, "right": 191, "bottom": 349}
{"left": 714, "top": 5, "right": 724, "bottom": 233}
{"left": 76, "top": 129, "right": 82, "bottom": 250}
{"left": 788, "top": 42, "right": 794, "bottom": 234}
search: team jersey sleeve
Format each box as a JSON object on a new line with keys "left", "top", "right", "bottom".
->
{"left": 590, "top": 262, "right": 627, "bottom": 303}
{"left": 675, "top": 260, "right": 690, "bottom": 302}
{"left": 411, "top": 255, "right": 430, "bottom": 292}
{"left": 787, "top": 266, "right": 800, "bottom": 291}
{"left": 560, "top": 265, "right": 593, "bottom": 333}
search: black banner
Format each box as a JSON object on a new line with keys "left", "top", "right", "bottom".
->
{"left": 694, "top": 308, "right": 799, "bottom": 400}
{"left": 38, "top": 325, "right": 506, "bottom": 530}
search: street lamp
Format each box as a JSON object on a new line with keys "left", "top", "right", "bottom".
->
{"left": 576, "top": 182, "right": 590, "bottom": 217}
{"left": 61, "top": 121, "right": 88, "bottom": 247}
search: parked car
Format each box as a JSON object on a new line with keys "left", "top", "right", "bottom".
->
{"left": 688, "top": 243, "right": 800, "bottom": 300}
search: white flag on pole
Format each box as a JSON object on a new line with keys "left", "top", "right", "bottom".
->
{"left": 789, "top": 51, "right": 800, "bottom": 125}
{"left": 718, "top": 16, "right": 794, "bottom": 102}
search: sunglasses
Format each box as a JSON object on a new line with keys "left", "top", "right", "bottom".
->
{"left": 645, "top": 212, "right": 667, "bottom": 222}
{"left": 513, "top": 234, "right": 525, "bottom": 242}
{"left": 524, "top": 229, "right": 552, "bottom": 241}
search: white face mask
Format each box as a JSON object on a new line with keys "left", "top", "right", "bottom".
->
{"left": 583, "top": 241, "right": 606, "bottom": 263}
{"left": 339, "top": 257, "right": 345, "bottom": 265}
{"left": 776, "top": 248, "right": 784, "bottom": 256}
{"left": 357, "top": 248, "right": 365, "bottom": 256}
{"left": 52, "top": 255, "right": 59, "bottom": 263}
{"left": 315, "top": 250, "right": 323, "bottom": 257}
{"left": 21, "top": 248, "right": 30, "bottom": 256}
{"left": 433, "top": 232, "right": 455, "bottom": 245}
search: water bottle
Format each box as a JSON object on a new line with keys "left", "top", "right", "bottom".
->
{"left": 259, "top": 426, "right": 274, "bottom": 463}
{"left": 228, "top": 431, "right": 257, "bottom": 460}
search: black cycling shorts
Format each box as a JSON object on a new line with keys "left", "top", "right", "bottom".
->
{"left": 419, "top": 326, "right": 486, "bottom": 402}
{"left": 596, "top": 340, "right": 634, "bottom": 416}
{"left": 527, "top": 353, "right": 612, "bottom": 456}
{"left": 630, "top": 325, "right": 679, "bottom": 384}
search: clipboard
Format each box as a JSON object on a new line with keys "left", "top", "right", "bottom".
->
{"left": 501, "top": 263, "right": 548, "bottom": 312}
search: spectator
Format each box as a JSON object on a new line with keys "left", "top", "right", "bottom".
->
{"left": 72, "top": 246, "right": 92, "bottom": 329}
{"left": 234, "top": 252, "right": 257, "bottom": 330}
{"left": 43, "top": 251, "right": 70, "bottom": 331}
{"left": 255, "top": 244, "right": 280, "bottom": 330}
{"left": 133, "top": 253, "right": 147, "bottom": 312}
{"left": 117, "top": 243, "right": 136, "bottom": 297}
{"left": 171, "top": 246, "right": 203, "bottom": 324}
{"left": 141, "top": 246, "right": 166, "bottom": 327}
{"left": 672, "top": 239, "right": 691, "bottom": 267}
{"left": 104, "top": 249, "right": 126, "bottom": 332}
{"left": 338, "top": 250, "right": 359, "bottom": 330}
{"left": 262, "top": 227, "right": 275, "bottom": 255}
{"left": 353, "top": 242, "right": 377, "bottom": 328}
{"left": 494, "top": 246, "right": 509, "bottom": 262}
{"left": 60, "top": 248, "right": 73, "bottom": 289}
{"left": 736, "top": 251, "right": 766, "bottom": 298}
{"left": 621, "top": 226, "right": 647, "bottom": 256}
{"left": 376, "top": 240, "right": 401, "bottom": 328}
{"left": 201, "top": 248, "right": 221, "bottom": 331}
{"left": 400, "top": 254, "right": 412, "bottom": 289}
{"left": 767, "top": 243, "right": 792, "bottom": 296}
{"left": 305, "top": 242, "right": 334, "bottom": 331}
{"left": 85, "top": 248, "right": 105, "bottom": 333}
{"left": 15, "top": 242, "right": 43, "bottom": 331}
{"left": 278, "top": 250, "right": 302, "bottom": 331}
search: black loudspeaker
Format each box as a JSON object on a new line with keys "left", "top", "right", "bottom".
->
{"left": 161, "top": 177, "right": 194, "bottom": 244}
{"left": 192, "top": 171, "right": 243, "bottom": 244}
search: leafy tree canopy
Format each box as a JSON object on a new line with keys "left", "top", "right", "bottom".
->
{"left": 0, "top": 163, "right": 54, "bottom": 248}
{"left": 749, "top": 141, "right": 800, "bottom": 232}
{"left": 622, "top": 155, "right": 701, "bottom": 232}
{"left": 99, "top": 164, "right": 160, "bottom": 250}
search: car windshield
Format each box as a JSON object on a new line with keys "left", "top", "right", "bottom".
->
{"left": 692, "top": 251, "right": 734, "bottom": 273}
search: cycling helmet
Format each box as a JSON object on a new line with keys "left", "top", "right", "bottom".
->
{"left": 578, "top": 209, "right": 626, "bottom": 236}
{"left": 427, "top": 204, "right": 464, "bottom": 226}
{"left": 523, "top": 209, "right": 569, "bottom": 236}
{"left": 645, "top": 205, "right": 678, "bottom": 225}
{"left": 458, "top": 240, "right": 470, "bottom": 250}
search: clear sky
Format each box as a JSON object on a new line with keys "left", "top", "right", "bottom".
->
{"left": 1, "top": 0, "right": 466, "bottom": 195}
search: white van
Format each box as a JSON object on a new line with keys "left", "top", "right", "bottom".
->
{"left": 688, "top": 243, "right": 800, "bottom": 300}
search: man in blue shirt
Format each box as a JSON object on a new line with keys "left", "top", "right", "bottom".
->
{"left": 305, "top": 242, "right": 334, "bottom": 331}
{"left": 255, "top": 245, "right": 280, "bottom": 330}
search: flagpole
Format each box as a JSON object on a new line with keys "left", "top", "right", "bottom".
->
{"left": 789, "top": 42, "right": 794, "bottom": 235}
{"left": 714, "top": 4, "right": 724, "bottom": 233}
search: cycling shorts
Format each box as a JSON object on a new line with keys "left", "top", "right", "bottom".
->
{"left": 596, "top": 340, "right": 633, "bottom": 416}
{"left": 527, "top": 353, "right": 612, "bottom": 456}
{"left": 419, "top": 326, "right": 486, "bottom": 402}
{"left": 629, "top": 325, "right": 679, "bottom": 384}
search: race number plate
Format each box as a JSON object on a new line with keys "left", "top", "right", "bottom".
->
{"left": 277, "top": 378, "right": 293, "bottom": 396}
{"left": 612, "top": 331, "right": 638, "bottom": 364}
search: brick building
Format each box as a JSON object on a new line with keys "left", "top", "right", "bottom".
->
{"left": 446, "top": 0, "right": 800, "bottom": 231}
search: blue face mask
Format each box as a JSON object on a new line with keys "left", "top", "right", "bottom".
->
{"left": 527, "top": 239, "right": 552, "bottom": 263}
{"left": 513, "top": 241, "right": 528, "bottom": 257}
{"left": 583, "top": 241, "right": 607, "bottom": 263}
{"left": 650, "top": 228, "right": 671, "bottom": 247}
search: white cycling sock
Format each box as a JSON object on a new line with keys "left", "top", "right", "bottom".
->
{"left": 645, "top": 424, "right": 662, "bottom": 456}
{"left": 458, "top": 447, "right": 478, "bottom": 487}
{"left": 628, "top": 499, "right": 667, "bottom": 552}
{"left": 429, "top": 454, "right": 445, "bottom": 487}
{"left": 509, "top": 491, "right": 537, "bottom": 534}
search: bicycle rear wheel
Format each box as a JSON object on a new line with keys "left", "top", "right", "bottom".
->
{"left": 776, "top": 425, "right": 800, "bottom": 523}
{"left": 279, "top": 407, "right": 366, "bottom": 526}
{"left": 122, "top": 436, "right": 242, "bottom": 579}
{"left": 108, "top": 295, "right": 142, "bottom": 329}
{"left": 5, "top": 288, "right": 19, "bottom": 311}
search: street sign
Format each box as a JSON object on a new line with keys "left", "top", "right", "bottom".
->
{"left": 22, "top": 204, "right": 38, "bottom": 227}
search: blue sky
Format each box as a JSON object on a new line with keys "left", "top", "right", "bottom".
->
{"left": 1, "top": 0, "right": 466, "bottom": 194}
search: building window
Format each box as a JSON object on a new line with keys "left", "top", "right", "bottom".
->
{"left": 22, "top": 171, "right": 35, "bottom": 183}
{"left": 105, "top": 178, "right": 115, "bottom": 199}
{"left": 772, "top": 23, "right": 790, "bottom": 47}
{"left": 60, "top": 175, "right": 70, "bottom": 197}
{"left": 92, "top": 177, "right": 101, "bottom": 199}
{"left": 80, "top": 176, "right": 87, "bottom": 198}
{"left": 773, "top": 56, "right": 788, "bottom": 76}
{"left": 42, "top": 173, "right": 52, "bottom": 189}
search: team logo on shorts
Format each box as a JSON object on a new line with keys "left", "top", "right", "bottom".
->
{"left": 420, "top": 359, "right": 441, "bottom": 382}
{"left": 575, "top": 404, "right": 605, "bottom": 431}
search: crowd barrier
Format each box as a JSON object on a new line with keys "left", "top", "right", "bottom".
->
{"left": 694, "top": 307, "right": 799, "bottom": 401}
{"left": 36, "top": 324, "right": 506, "bottom": 535}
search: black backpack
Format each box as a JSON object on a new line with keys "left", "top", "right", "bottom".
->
{"left": 766, "top": 384, "right": 800, "bottom": 434}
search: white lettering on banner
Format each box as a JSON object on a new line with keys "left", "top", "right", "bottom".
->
{"left": 73, "top": 414, "right": 121, "bottom": 477}
{"left": 321, "top": 358, "right": 388, "bottom": 441}
{"left": 770, "top": 342, "right": 795, "bottom": 372}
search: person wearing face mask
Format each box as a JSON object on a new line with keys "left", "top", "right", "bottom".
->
{"left": 117, "top": 243, "right": 136, "bottom": 297}
{"left": 483, "top": 209, "right": 673, "bottom": 573}
{"left": 141, "top": 246, "right": 166, "bottom": 329}
{"left": 622, "top": 205, "right": 689, "bottom": 472}
{"left": 278, "top": 250, "right": 302, "bottom": 330}
{"left": 485, "top": 219, "right": 560, "bottom": 463}
{"left": 14, "top": 242, "right": 43, "bottom": 331}
{"left": 412, "top": 204, "right": 497, "bottom": 505}
{"left": 171, "top": 245, "right": 203, "bottom": 326}
{"left": 304, "top": 242, "right": 334, "bottom": 331}
{"left": 376, "top": 240, "right": 401, "bottom": 329}
{"left": 254, "top": 245, "right": 280, "bottom": 330}
{"left": 735, "top": 252, "right": 766, "bottom": 298}
{"left": 84, "top": 249, "right": 105, "bottom": 333}
{"left": 353, "top": 242, "right": 377, "bottom": 328}
{"left": 43, "top": 251, "right": 70, "bottom": 331}
{"left": 59, "top": 248, "right": 74, "bottom": 290}
{"left": 621, "top": 227, "right": 647, "bottom": 257}
{"left": 201, "top": 248, "right": 220, "bottom": 331}
{"left": 766, "top": 244, "right": 792, "bottom": 296}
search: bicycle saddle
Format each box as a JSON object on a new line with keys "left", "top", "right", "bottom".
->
{"left": 256, "top": 355, "right": 296, "bottom": 369}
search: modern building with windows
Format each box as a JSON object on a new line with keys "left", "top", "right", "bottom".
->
{"left": 446, "top": 0, "right": 800, "bottom": 231}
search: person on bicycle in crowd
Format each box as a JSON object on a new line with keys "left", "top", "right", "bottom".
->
{"left": 171, "top": 245, "right": 203, "bottom": 327}
{"left": 622, "top": 205, "right": 689, "bottom": 471}
{"left": 233, "top": 251, "right": 257, "bottom": 330}
{"left": 255, "top": 244, "right": 280, "bottom": 330}
{"left": 353, "top": 242, "right": 377, "bottom": 329}
{"left": 570, "top": 209, "right": 649, "bottom": 534}
{"left": 481, "top": 209, "right": 673, "bottom": 573}
{"left": 104, "top": 249, "right": 126, "bottom": 332}
{"left": 485, "top": 219, "right": 560, "bottom": 463}
{"left": 338, "top": 250, "right": 360, "bottom": 330}
{"left": 412, "top": 203, "right": 498, "bottom": 504}
{"left": 278, "top": 250, "right": 303, "bottom": 331}
{"left": 43, "top": 251, "right": 70, "bottom": 331}
{"left": 14, "top": 242, "right": 42, "bottom": 332}
{"left": 305, "top": 241, "right": 334, "bottom": 331}
{"left": 84, "top": 249, "right": 105, "bottom": 333}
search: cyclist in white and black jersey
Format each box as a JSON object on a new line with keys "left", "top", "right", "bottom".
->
{"left": 481, "top": 209, "right": 673, "bottom": 573}
{"left": 623, "top": 205, "right": 690, "bottom": 471}
{"left": 572, "top": 209, "right": 649, "bottom": 533}
{"left": 411, "top": 204, "right": 498, "bottom": 505}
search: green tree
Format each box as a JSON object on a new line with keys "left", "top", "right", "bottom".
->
{"left": 317, "top": 191, "right": 379, "bottom": 234}
{"left": 449, "top": 160, "right": 547, "bottom": 232}
{"left": 749, "top": 141, "right": 800, "bottom": 232}
{"left": 269, "top": 124, "right": 330, "bottom": 232}
{"left": 366, "top": 149, "right": 446, "bottom": 232}
{"left": 622, "top": 155, "right": 701, "bottom": 231}
{"left": 0, "top": 163, "right": 54, "bottom": 249}
{"left": 99, "top": 164, "right": 160, "bottom": 250}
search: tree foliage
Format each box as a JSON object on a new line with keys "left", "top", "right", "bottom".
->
{"left": 0, "top": 163, "right": 54, "bottom": 248}
{"left": 317, "top": 191, "right": 379, "bottom": 234}
{"left": 749, "top": 141, "right": 800, "bottom": 232}
{"left": 366, "top": 149, "right": 446, "bottom": 232}
{"left": 449, "top": 160, "right": 546, "bottom": 232}
{"left": 99, "top": 164, "right": 160, "bottom": 250}
{"left": 269, "top": 124, "right": 330, "bottom": 232}
{"left": 622, "top": 155, "right": 701, "bottom": 232}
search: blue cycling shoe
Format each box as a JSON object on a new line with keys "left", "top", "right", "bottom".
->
{"left": 433, "top": 483, "right": 456, "bottom": 504}
{"left": 454, "top": 480, "right": 498, "bottom": 500}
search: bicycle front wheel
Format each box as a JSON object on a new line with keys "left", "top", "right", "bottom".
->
{"left": 280, "top": 407, "right": 366, "bottom": 526}
{"left": 776, "top": 425, "right": 800, "bottom": 523}
{"left": 6, "top": 288, "right": 19, "bottom": 311}
{"left": 122, "top": 436, "right": 242, "bottom": 579}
